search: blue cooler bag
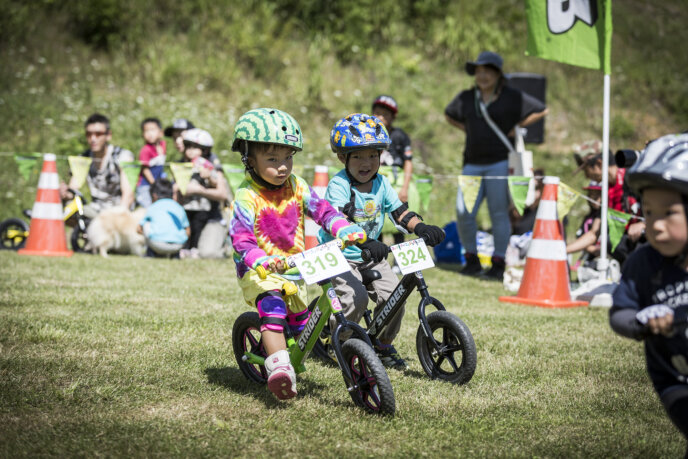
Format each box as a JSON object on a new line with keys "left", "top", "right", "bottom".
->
{"left": 433, "top": 221, "right": 464, "bottom": 264}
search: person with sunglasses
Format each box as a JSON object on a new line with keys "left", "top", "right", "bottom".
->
{"left": 59, "top": 113, "right": 135, "bottom": 218}
{"left": 176, "top": 128, "right": 230, "bottom": 259}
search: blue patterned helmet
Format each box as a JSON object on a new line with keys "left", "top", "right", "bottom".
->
{"left": 330, "top": 113, "right": 391, "bottom": 155}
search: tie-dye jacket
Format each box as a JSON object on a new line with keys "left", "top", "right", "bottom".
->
{"left": 229, "top": 173, "right": 350, "bottom": 279}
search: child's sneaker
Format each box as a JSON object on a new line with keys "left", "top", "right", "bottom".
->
{"left": 375, "top": 344, "right": 409, "bottom": 371}
{"left": 265, "top": 350, "right": 297, "bottom": 400}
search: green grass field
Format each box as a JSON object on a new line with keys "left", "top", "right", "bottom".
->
{"left": 0, "top": 250, "right": 684, "bottom": 457}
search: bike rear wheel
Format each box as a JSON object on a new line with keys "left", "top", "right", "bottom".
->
{"left": 232, "top": 312, "right": 268, "bottom": 384}
{"left": 0, "top": 218, "right": 29, "bottom": 250}
{"left": 340, "top": 339, "right": 395, "bottom": 416}
{"left": 416, "top": 310, "right": 476, "bottom": 385}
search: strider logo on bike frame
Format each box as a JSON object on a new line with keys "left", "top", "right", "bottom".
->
{"left": 298, "top": 306, "right": 322, "bottom": 351}
{"left": 368, "top": 275, "right": 416, "bottom": 336}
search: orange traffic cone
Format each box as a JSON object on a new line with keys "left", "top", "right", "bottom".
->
{"left": 18, "top": 153, "right": 73, "bottom": 257}
{"left": 305, "top": 165, "right": 329, "bottom": 249}
{"left": 499, "top": 176, "right": 586, "bottom": 308}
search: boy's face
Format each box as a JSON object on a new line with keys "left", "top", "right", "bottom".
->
{"left": 142, "top": 122, "right": 163, "bottom": 145}
{"left": 339, "top": 148, "right": 380, "bottom": 183}
{"left": 248, "top": 145, "right": 294, "bottom": 187}
{"left": 642, "top": 187, "right": 688, "bottom": 258}
{"left": 583, "top": 161, "right": 603, "bottom": 182}
{"left": 85, "top": 122, "right": 111, "bottom": 153}
{"left": 372, "top": 106, "right": 394, "bottom": 130}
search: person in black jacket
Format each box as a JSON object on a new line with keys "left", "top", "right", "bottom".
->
{"left": 445, "top": 51, "right": 548, "bottom": 280}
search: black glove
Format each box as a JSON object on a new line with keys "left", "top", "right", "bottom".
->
{"left": 357, "top": 239, "right": 390, "bottom": 263}
{"left": 414, "top": 223, "right": 445, "bottom": 246}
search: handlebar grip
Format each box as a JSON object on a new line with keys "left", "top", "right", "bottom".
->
{"left": 361, "top": 248, "right": 372, "bottom": 262}
{"left": 255, "top": 265, "right": 268, "bottom": 280}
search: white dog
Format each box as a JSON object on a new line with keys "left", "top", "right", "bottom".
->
{"left": 86, "top": 206, "right": 147, "bottom": 257}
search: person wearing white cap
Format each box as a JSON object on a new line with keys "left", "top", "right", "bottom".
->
{"left": 445, "top": 51, "right": 548, "bottom": 281}
{"left": 176, "top": 128, "right": 230, "bottom": 259}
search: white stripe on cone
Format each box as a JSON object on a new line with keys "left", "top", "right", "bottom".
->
{"left": 534, "top": 200, "right": 557, "bottom": 221}
{"left": 38, "top": 172, "right": 60, "bottom": 190}
{"left": 31, "top": 202, "right": 63, "bottom": 220}
{"left": 527, "top": 239, "right": 567, "bottom": 261}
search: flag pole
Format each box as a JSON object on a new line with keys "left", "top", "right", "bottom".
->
{"left": 598, "top": 73, "right": 611, "bottom": 276}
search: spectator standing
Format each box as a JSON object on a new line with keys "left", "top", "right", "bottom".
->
{"left": 372, "top": 95, "right": 414, "bottom": 246}
{"left": 445, "top": 51, "right": 548, "bottom": 280}
{"left": 136, "top": 117, "right": 167, "bottom": 208}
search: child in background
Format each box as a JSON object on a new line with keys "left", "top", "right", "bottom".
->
{"left": 610, "top": 134, "right": 688, "bottom": 456}
{"left": 566, "top": 180, "right": 602, "bottom": 258}
{"left": 163, "top": 118, "right": 195, "bottom": 161}
{"left": 136, "top": 117, "right": 167, "bottom": 208}
{"left": 178, "top": 128, "right": 230, "bottom": 259}
{"left": 318, "top": 113, "right": 445, "bottom": 370}
{"left": 137, "top": 178, "right": 189, "bottom": 258}
{"left": 371, "top": 95, "right": 414, "bottom": 246}
{"left": 229, "top": 108, "right": 365, "bottom": 400}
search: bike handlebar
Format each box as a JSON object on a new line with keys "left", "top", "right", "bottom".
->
{"left": 360, "top": 234, "right": 432, "bottom": 262}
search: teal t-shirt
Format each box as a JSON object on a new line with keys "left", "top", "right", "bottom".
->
{"left": 318, "top": 170, "right": 403, "bottom": 261}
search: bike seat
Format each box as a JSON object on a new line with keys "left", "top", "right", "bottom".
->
{"left": 360, "top": 269, "right": 382, "bottom": 286}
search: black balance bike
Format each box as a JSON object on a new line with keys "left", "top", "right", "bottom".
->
{"left": 312, "top": 236, "right": 477, "bottom": 385}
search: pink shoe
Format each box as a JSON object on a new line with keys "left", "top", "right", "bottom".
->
{"left": 265, "top": 350, "right": 297, "bottom": 400}
{"left": 267, "top": 367, "right": 297, "bottom": 400}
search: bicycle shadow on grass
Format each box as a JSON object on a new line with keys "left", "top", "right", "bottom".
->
{"left": 205, "top": 366, "right": 340, "bottom": 409}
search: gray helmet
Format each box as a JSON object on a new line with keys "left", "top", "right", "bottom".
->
{"left": 626, "top": 133, "right": 688, "bottom": 195}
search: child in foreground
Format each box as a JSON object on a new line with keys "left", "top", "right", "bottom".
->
{"left": 228, "top": 108, "right": 365, "bottom": 400}
{"left": 610, "top": 134, "right": 688, "bottom": 455}
{"left": 318, "top": 113, "right": 445, "bottom": 370}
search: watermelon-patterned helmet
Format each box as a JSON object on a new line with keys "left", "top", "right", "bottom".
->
{"left": 330, "top": 113, "right": 391, "bottom": 155}
{"left": 231, "top": 108, "right": 303, "bottom": 153}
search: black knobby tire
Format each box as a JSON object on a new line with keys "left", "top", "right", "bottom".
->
{"left": 0, "top": 218, "right": 29, "bottom": 250}
{"left": 71, "top": 218, "right": 90, "bottom": 253}
{"left": 340, "top": 339, "right": 396, "bottom": 416}
{"left": 416, "top": 310, "right": 477, "bottom": 385}
{"left": 232, "top": 312, "right": 268, "bottom": 385}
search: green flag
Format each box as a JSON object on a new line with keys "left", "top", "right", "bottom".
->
{"left": 458, "top": 175, "right": 482, "bottom": 214}
{"left": 14, "top": 153, "right": 41, "bottom": 182}
{"left": 221, "top": 163, "right": 246, "bottom": 194}
{"left": 525, "top": 0, "right": 612, "bottom": 74}
{"left": 119, "top": 161, "right": 141, "bottom": 193}
{"left": 557, "top": 182, "right": 580, "bottom": 219}
{"left": 508, "top": 176, "right": 531, "bottom": 216}
{"left": 607, "top": 208, "right": 632, "bottom": 252}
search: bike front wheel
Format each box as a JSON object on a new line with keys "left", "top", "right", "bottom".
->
{"left": 70, "top": 218, "right": 91, "bottom": 253}
{"left": 0, "top": 218, "right": 29, "bottom": 250}
{"left": 416, "top": 310, "right": 477, "bottom": 385}
{"left": 232, "top": 312, "right": 268, "bottom": 385}
{"left": 340, "top": 339, "right": 395, "bottom": 416}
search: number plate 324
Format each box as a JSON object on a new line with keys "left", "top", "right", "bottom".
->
{"left": 390, "top": 238, "right": 435, "bottom": 275}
